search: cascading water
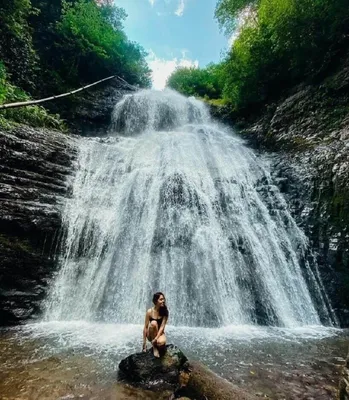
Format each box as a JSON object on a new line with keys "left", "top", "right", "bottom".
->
{"left": 44, "top": 89, "right": 336, "bottom": 328}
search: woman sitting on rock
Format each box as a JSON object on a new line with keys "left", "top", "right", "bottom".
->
{"left": 142, "top": 292, "right": 169, "bottom": 357}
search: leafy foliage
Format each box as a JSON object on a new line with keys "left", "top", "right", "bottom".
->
{"left": 0, "top": 62, "right": 64, "bottom": 129}
{"left": 215, "top": 0, "right": 258, "bottom": 34}
{"left": 0, "top": 0, "right": 151, "bottom": 127}
{"left": 1, "top": 0, "right": 151, "bottom": 94}
{"left": 0, "top": 0, "right": 38, "bottom": 90}
{"left": 30, "top": 0, "right": 151, "bottom": 93}
{"left": 217, "top": 0, "right": 349, "bottom": 111}
{"left": 55, "top": 0, "right": 150, "bottom": 87}
{"left": 167, "top": 64, "right": 225, "bottom": 99}
{"left": 169, "top": 1, "right": 349, "bottom": 112}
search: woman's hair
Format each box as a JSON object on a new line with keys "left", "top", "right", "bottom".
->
{"left": 152, "top": 292, "right": 169, "bottom": 317}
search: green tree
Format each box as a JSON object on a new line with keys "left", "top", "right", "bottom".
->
{"left": 0, "top": 0, "right": 38, "bottom": 90}
{"left": 0, "top": 0, "right": 152, "bottom": 127}
{"left": 218, "top": 0, "right": 349, "bottom": 111}
{"left": 167, "top": 64, "right": 225, "bottom": 99}
{"left": 55, "top": 0, "right": 151, "bottom": 88}
{"left": 27, "top": 0, "right": 151, "bottom": 94}
{"left": 0, "top": 61, "right": 64, "bottom": 129}
{"left": 215, "top": 0, "right": 259, "bottom": 34}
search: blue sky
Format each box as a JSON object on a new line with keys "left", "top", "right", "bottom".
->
{"left": 115, "top": 0, "right": 229, "bottom": 89}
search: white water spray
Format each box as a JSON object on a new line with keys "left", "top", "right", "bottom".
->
{"left": 45, "top": 89, "right": 335, "bottom": 328}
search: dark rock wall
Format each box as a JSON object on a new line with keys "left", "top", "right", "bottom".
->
{"left": 237, "top": 56, "right": 349, "bottom": 325}
{"left": 47, "top": 80, "right": 131, "bottom": 136}
{"left": 0, "top": 125, "right": 77, "bottom": 325}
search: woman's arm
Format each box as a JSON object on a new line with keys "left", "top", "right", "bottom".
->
{"left": 142, "top": 309, "right": 150, "bottom": 351}
{"left": 153, "top": 316, "right": 168, "bottom": 342}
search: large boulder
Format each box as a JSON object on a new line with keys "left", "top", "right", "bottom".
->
{"left": 118, "top": 344, "right": 188, "bottom": 390}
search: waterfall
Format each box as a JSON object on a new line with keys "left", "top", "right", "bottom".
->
{"left": 45, "top": 89, "right": 335, "bottom": 328}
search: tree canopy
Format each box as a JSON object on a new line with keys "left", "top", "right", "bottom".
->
{"left": 0, "top": 0, "right": 38, "bottom": 91}
{"left": 0, "top": 0, "right": 151, "bottom": 99}
{"left": 222, "top": 0, "right": 349, "bottom": 110}
{"left": 167, "top": 0, "right": 349, "bottom": 113}
{"left": 167, "top": 64, "right": 224, "bottom": 100}
{"left": 215, "top": 0, "right": 258, "bottom": 34}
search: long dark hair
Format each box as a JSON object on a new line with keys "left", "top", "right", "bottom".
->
{"left": 152, "top": 292, "right": 169, "bottom": 317}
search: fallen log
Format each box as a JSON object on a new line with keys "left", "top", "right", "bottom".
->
{"left": 180, "top": 360, "right": 257, "bottom": 400}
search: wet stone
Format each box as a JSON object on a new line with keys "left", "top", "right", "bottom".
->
{"left": 118, "top": 344, "right": 188, "bottom": 390}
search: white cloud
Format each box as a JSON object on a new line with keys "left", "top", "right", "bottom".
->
{"left": 175, "top": 0, "right": 185, "bottom": 16}
{"left": 147, "top": 0, "right": 188, "bottom": 17}
{"left": 147, "top": 50, "right": 199, "bottom": 90}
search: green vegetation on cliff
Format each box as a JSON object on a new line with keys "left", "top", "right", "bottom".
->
{"left": 0, "top": 0, "right": 151, "bottom": 127}
{"left": 0, "top": 0, "right": 37, "bottom": 92}
{"left": 0, "top": 62, "right": 64, "bottom": 129}
{"left": 167, "top": 0, "right": 349, "bottom": 113}
{"left": 167, "top": 64, "right": 225, "bottom": 100}
{"left": 31, "top": 0, "right": 151, "bottom": 93}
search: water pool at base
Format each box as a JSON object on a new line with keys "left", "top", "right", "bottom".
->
{"left": 0, "top": 323, "right": 347, "bottom": 399}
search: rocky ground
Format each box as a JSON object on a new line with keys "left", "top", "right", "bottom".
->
{"left": 339, "top": 355, "right": 349, "bottom": 400}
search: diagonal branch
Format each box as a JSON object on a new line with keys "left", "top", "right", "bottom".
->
{"left": 0, "top": 75, "right": 138, "bottom": 110}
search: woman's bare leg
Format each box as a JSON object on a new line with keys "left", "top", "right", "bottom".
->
{"left": 147, "top": 321, "right": 160, "bottom": 357}
{"left": 156, "top": 334, "right": 167, "bottom": 354}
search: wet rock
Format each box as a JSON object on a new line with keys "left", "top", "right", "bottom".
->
{"left": 118, "top": 344, "right": 188, "bottom": 391}
{"left": 339, "top": 355, "right": 349, "bottom": 400}
{"left": 0, "top": 125, "right": 78, "bottom": 325}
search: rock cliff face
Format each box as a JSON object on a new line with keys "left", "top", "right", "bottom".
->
{"left": 0, "top": 125, "right": 77, "bottom": 325}
{"left": 236, "top": 55, "right": 349, "bottom": 325}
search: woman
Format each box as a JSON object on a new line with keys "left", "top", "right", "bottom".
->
{"left": 142, "top": 292, "right": 169, "bottom": 357}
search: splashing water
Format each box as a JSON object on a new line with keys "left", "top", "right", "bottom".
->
{"left": 44, "top": 89, "right": 336, "bottom": 328}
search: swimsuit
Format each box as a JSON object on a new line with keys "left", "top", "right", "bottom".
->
{"left": 149, "top": 315, "right": 164, "bottom": 329}
{"left": 147, "top": 310, "right": 165, "bottom": 342}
